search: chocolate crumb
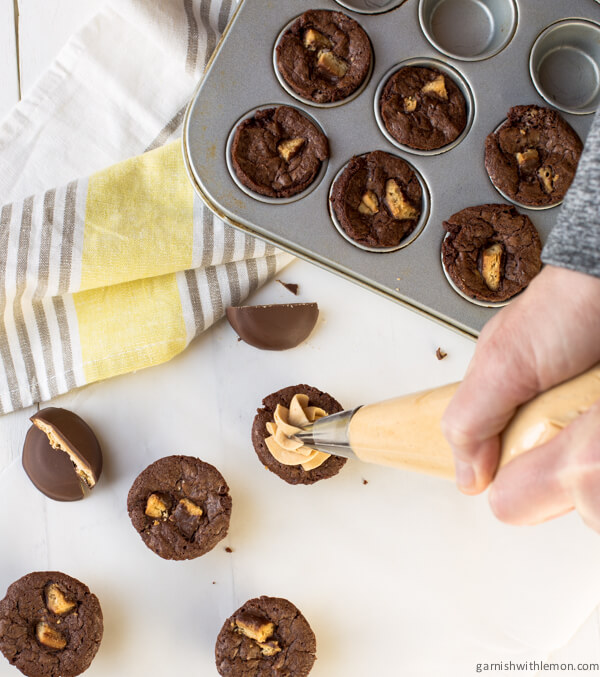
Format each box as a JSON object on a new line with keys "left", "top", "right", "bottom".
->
{"left": 362, "top": 479, "right": 368, "bottom": 485}
{"left": 213, "top": 581, "right": 216, "bottom": 585}
{"left": 237, "top": 337, "right": 242, "bottom": 342}
{"left": 277, "top": 280, "right": 299, "bottom": 295}
{"left": 225, "top": 547, "right": 233, "bottom": 553}
{"left": 436, "top": 348, "right": 447, "bottom": 360}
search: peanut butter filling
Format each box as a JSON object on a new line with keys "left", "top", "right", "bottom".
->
{"left": 265, "top": 394, "right": 330, "bottom": 471}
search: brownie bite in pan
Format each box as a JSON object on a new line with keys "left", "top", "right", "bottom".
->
{"left": 380, "top": 66, "right": 467, "bottom": 151}
{"left": 330, "top": 150, "right": 422, "bottom": 248}
{"left": 442, "top": 203, "right": 542, "bottom": 303}
{"left": 485, "top": 105, "right": 583, "bottom": 207}
{"left": 231, "top": 106, "right": 329, "bottom": 198}
{"left": 276, "top": 9, "right": 372, "bottom": 104}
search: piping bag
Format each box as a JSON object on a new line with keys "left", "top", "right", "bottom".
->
{"left": 295, "top": 364, "right": 600, "bottom": 478}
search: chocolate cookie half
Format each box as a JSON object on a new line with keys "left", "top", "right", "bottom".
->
{"left": 380, "top": 65, "right": 467, "bottom": 150}
{"left": 485, "top": 105, "right": 583, "bottom": 207}
{"left": 252, "top": 384, "right": 346, "bottom": 485}
{"left": 330, "top": 151, "right": 422, "bottom": 248}
{"left": 215, "top": 596, "right": 316, "bottom": 677}
{"left": 276, "top": 9, "right": 371, "bottom": 104}
{"left": 231, "top": 106, "right": 329, "bottom": 198}
{"left": 127, "top": 455, "right": 232, "bottom": 560}
{"left": 442, "top": 203, "right": 542, "bottom": 303}
{"left": 0, "top": 571, "right": 103, "bottom": 677}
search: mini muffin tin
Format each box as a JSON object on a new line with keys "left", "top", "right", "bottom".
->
{"left": 183, "top": 0, "right": 600, "bottom": 338}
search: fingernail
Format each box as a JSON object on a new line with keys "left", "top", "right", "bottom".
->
{"left": 454, "top": 459, "right": 476, "bottom": 492}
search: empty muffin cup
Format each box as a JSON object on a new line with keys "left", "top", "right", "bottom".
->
{"left": 375, "top": 58, "right": 474, "bottom": 156}
{"left": 530, "top": 19, "right": 600, "bottom": 115}
{"left": 333, "top": 0, "right": 406, "bottom": 15}
{"left": 226, "top": 105, "right": 329, "bottom": 204}
{"left": 419, "top": 0, "right": 517, "bottom": 61}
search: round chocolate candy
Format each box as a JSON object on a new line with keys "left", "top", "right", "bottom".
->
{"left": 22, "top": 408, "right": 102, "bottom": 501}
{"left": 226, "top": 303, "right": 319, "bottom": 350}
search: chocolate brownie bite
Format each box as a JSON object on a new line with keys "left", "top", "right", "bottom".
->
{"left": 215, "top": 596, "right": 316, "bottom": 677}
{"left": 231, "top": 106, "right": 329, "bottom": 198}
{"left": 0, "top": 571, "right": 103, "bottom": 677}
{"left": 485, "top": 105, "right": 583, "bottom": 207}
{"left": 276, "top": 9, "right": 372, "bottom": 104}
{"left": 127, "top": 455, "right": 232, "bottom": 560}
{"left": 380, "top": 66, "right": 467, "bottom": 151}
{"left": 442, "top": 203, "right": 542, "bottom": 303}
{"left": 330, "top": 151, "right": 422, "bottom": 248}
{"left": 252, "top": 384, "right": 346, "bottom": 485}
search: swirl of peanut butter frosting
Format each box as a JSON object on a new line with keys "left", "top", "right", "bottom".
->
{"left": 264, "top": 393, "right": 331, "bottom": 471}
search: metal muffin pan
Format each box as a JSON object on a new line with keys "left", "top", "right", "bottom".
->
{"left": 183, "top": 0, "right": 600, "bottom": 338}
{"left": 530, "top": 18, "right": 600, "bottom": 115}
{"left": 334, "top": 0, "right": 406, "bottom": 15}
{"left": 419, "top": 0, "right": 519, "bottom": 62}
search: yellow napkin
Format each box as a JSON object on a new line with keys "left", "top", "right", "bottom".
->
{"left": 0, "top": 140, "right": 292, "bottom": 414}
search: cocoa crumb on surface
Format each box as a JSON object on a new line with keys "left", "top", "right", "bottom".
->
{"left": 436, "top": 347, "right": 447, "bottom": 360}
{"left": 277, "top": 279, "right": 299, "bottom": 295}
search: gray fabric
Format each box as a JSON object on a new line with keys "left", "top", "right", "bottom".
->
{"left": 542, "top": 111, "right": 600, "bottom": 278}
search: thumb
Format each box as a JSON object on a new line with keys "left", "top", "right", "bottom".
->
{"left": 488, "top": 399, "right": 600, "bottom": 528}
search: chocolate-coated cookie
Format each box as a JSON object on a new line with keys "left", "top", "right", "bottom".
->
{"left": 127, "top": 455, "right": 232, "bottom": 560}
{"left": 330, "top": 150, "right": 422, "bottom": 248}
{"left": 276, "top": 9, "right": 371, "bottom": 104}
{"left": 215, "top": 596, "right": 316, "bottom": 677}
{"left": 231, "top": 106, "right": 329, "bottom": 198}
{"left": 442, "top": 203, "right": 542, "bottom": 302}
{"left": 380, "top": 66, "right": 467, "bottom": 150}
{"left": 485, "top": 105, "right": 583, "bottom": 207}
{"left": 0, "top": 571, "right": 103, "bottom": 677}
{"left": 251, "top": 384, "right": 346, "bottom": 485}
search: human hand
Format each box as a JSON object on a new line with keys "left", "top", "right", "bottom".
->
{"left": 441, "top": 265, "right": 600, "bottom": 529}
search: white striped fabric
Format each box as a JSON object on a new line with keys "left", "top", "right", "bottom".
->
{"left": 0, "top": 0, "right": 294, "bottom": 414}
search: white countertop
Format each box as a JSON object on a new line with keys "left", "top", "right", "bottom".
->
{"left": 1, "top": 2, "right": 600, "bottom": 675}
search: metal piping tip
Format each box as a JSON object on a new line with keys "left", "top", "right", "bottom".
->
{"left": 295, "top": 407, "right": 361, "bottom": 458}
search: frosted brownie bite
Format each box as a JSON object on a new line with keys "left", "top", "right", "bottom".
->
{"left": 251, "top": 384, "right": 346, "bottom": 485}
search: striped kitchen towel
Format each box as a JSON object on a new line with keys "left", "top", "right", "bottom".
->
{"left": 0, "top": 140, "right": 292, "bottom": 415}
{"left": 0, "top": 0, "right": 293, "bottom": 415}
